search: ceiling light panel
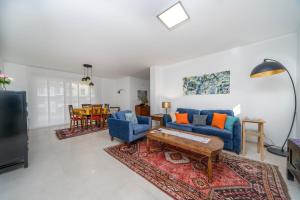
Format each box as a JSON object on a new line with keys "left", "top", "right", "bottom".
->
{"left": 157, "top": 1, "right": 190, "bottom": 30}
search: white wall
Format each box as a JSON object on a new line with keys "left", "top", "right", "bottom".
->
{"left": 151, "top": 33, "right": 298, "bottom": 146}
{"left": 150, "top": 66, "right": 163, "bottom": 114}
{"left": 297, "top": 30, "right": 300, "bottom": 139}
{"left": 3, "top": 62, "right": 150, "bottom": 128}
{"left": 108, "top": 76, "right": 150, "bottom": 111}
{"left": 0, "top": 58, "right": 3, "bottom": 71}
{"left": 129, "top": 77, "right": 150, "bottom": 111}
{"left": 98, "top": 78, "right": 117, "bottom": 106}
{"left": 4, "top": 63, "right": 102, "bottom": 128}
{"left": 3, "top": 63, "right": 150, "bottom": 109}
{"left": 4, "top": 63, "right": 29, "bottom": 92}
{"left": 115, "top": 77, "right": 131, "bottom": 111}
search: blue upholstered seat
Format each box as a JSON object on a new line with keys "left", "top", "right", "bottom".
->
{"left": 108, "top": 110, "right": 151, "bottom": 143}
{"left": 166, "top": 122, "right": 193, "bottom": 132}
{"left": 192, "top": 125, "right": 233, "bottom": 140}
{"left": 133, "top": 124, "right": 150, "bottom": 135}
{"left": 163, "top": 108, "right": 241, "bottom": 154}
{"left": 115, "top": 110, "right": 132, "bottom": 120}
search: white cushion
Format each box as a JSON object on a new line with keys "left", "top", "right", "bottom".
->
{"left": 169, "top": 112, "right": 176, "bottom": 122}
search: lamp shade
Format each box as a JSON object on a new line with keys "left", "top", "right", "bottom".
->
{"left": 250, "top": 59, "right": 286, "bottom": 78}
{"left": 162, "top": 102, "right": 171, "bottom": 109}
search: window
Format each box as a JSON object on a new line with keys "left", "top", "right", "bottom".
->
{"left": 29, "top": 77, "right": 96, "bottom": 129}
{"left": 31, "top": 78, "right": 49, "bottom": 128}
{"left": 79, "top": 84, "right": 91, "bottom": 105}
{"left": 48, "top": 80, "right": 64, "bottom": 126}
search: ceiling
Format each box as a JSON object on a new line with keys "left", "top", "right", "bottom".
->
{"left": 1, "top": 0, "right": 300, "bottom": 79}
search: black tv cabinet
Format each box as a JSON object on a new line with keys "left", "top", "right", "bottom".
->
{"left": 287, "top": 139, "right": 300, "bottom": 182}
{"left": 0, "top": 91, "right": 28, "bottom": 173}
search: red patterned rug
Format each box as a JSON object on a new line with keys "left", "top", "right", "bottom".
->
{"left": 55, "top": 126, "right": 107, "bottom": 140}
{"left": 105, "top": 140, "right": 289, "bottom": 200}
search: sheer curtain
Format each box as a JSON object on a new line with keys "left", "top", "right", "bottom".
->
{"left": 29, "top": 77, "right": 96, "bottom": 129}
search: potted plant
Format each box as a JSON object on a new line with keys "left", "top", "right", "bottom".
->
{"left": 138, "top": 90, "right": 149, "bottom": 105}
{"left": 0, "top": 71, "right": 13, "bottom": 90}
{"left": 140, "top": 95, "right": 149, "bottom": 105}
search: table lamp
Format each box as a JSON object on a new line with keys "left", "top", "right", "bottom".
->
{"left": 162, "top": 102, "right": 171, "bottom": 114}
{"left": 250, "top": 59, "right": 297, "bottom": 157}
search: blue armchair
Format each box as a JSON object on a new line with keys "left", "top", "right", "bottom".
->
{"left": 108, "top": 110, "right": 152, "bottom": 143}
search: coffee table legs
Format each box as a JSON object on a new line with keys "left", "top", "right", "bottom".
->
{"left": 147, "top": 138, "right": 167, "bottom": 153}
{"left": 215, "top": 154, "right": 220, "bottom": 162}
{"left": 207, "top": 156, "right": 212, "bottom": 183}
{"left": 146, "top": 138, "right": 150, "bottom": 152}
{"left": 148, "top": 136, "right": 217, "bottom": 183}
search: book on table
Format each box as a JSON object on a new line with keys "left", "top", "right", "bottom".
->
{"left": 150, "top": 128, "right": 210, "bottom": 144}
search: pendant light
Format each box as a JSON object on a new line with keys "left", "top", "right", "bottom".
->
{"left": 81, "top": 64, "right": 94, "bottom": 87}
{"left": 81, "top": 66, "right": 87, "bottom": 83}
{"left": 89, "top": 66, "right": 94, "bottom": 86}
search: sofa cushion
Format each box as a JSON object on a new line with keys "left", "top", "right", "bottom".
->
{"left": 176, "top": 108, "right": 200, "bottom": 123}
{"left": 133, "top": 124, "right": 149, "bottom": 135}
{"left": 192, "top": 125, "right": 233, "bottom": 140}
{"left": 200, "top": 110, "right": 234, "bottom": 125}
{"left": 193, "top": 114, "right": 207, "bottom": 126}
{"left": 166, "top": 122, "right": 193, "bottom": 132}
{"left": 111, "top": 113, "right": 117, "bottom": 119}
{"left": 169, "top": 112, "right": 176, "bottom": 122}
{"left": 175, "top": 113, "right": 189, "bottom": 124}
{"left": 211, "top": 113, "right": 227, "bottom": 129}
{"left": 125, "top": 112, "right": 138, "bottom": 124}
{"left": 115, "top": 110, "right": 132, "bottom": 121}
{"left": 225, "top": 116, "right": 239, "bottom": 132}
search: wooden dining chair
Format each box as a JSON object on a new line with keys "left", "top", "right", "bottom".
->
{"left": 90, "top": 104, "right": 102, "bottom": 127}
{"left": 109, "top": 107, "right": 120, "bottom": 114}
{"left": 68, "top": 105, "right": 83, "bottom": 129}
{"left": 80, "top": 104, "right": 92, "bottom": 127}
{"left": 102, "top": 104, "right": 111, "bottom": 127}
{"left": 82, "top": 104, "right": 91, "bottom": 108}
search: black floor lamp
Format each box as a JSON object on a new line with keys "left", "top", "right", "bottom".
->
{"left": 250, "top": 59, "right": 297, "bottom": 157}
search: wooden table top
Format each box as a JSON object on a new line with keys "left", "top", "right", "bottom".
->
{"left": 242, "top": 118, "right": 265, "bottom": 124}
{"left": 151, "top": 113, "right": 164, "bottom": 118}
{"left": 147, "top": 128, "right": 224, "bottom": 156}
{"left": 73, "top": 108, "right": 110, "bottom": 116}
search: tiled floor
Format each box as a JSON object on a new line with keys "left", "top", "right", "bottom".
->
{"left": 0, "top": 126, "right": 299, "bottom": 200}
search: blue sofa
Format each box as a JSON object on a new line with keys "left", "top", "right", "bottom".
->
{"left": 108, "top": 110, "right": 152, "bottom": 143}
{"left": 163, "top": 108, "right": 241, "bottom": 154}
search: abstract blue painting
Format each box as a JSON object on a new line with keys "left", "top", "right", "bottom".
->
{"left": 183, "top": 71, "right": 230, "bottom": 95}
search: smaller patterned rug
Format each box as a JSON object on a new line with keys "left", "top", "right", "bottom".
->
{"left": 55, "top": 126, "right": 107, "bottom": 140}
{"left": 105, "top": 140, "right": 290, "bottom": 200}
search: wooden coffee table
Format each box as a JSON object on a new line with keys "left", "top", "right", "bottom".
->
{"left": 146, "top": 128, "right": 224, "bottom": 182}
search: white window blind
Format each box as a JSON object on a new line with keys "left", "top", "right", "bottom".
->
{"left": 30, "top": 77, "right": 96, "bottom": 129}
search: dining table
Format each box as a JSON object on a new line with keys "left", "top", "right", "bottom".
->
{"left": 73, "top": 107, "right": 110, "bottom": 128}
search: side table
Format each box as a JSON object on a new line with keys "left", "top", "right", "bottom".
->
{"left": 242, "top": 119, "right": 265, "bottom": 161}
{"left": 151, "top": 114, "right": 164, "bottom": 127}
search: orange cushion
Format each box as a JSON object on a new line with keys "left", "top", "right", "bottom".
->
{"left": 211, "top": 113, "right": 227, "bottom": 129}
{"left": 176, "top": 113, "right": 189, "bottom": 124}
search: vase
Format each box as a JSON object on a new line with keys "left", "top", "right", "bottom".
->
{"left": 0, "top": 84, "right": 6, "bottom": 91}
